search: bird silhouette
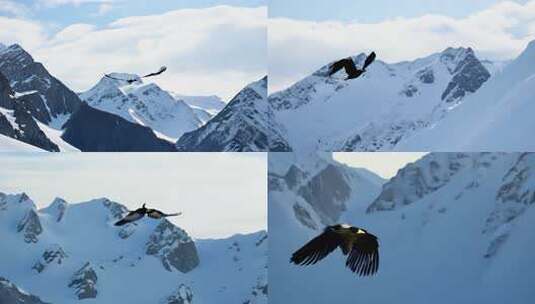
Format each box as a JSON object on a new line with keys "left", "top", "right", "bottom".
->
{"left": 290, "top": 224, "right": 379, "bottom": 276}
{"left": 104, "top": 66, "right": 167, "bottom": 84}
{"left": 114, "top": 203, "right": 181, "bottom": 226}
{"left": 327, "top": 52, "right": 376, "bottom": 80}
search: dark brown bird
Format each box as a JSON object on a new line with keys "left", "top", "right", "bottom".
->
{"left": 114, "top": 203, "right": 181, "bottom": 226}
{"left": 104, "top": 66, "right": 167, "bottom": 84}
{"left": 327, "top": 52, "right": 376, "bottom": 80}
{"left": 290, "top": 224, "right": 379, "bottom": 276}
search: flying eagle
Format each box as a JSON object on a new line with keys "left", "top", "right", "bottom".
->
{"left": 290, "top": 224, "right": 379, "bottom": 276}
{"left": 104, "top": 66, "right": 167, "bottom": 84}
{"left": 327, "top": 52, "right": 376, "bottom": 80}
{"left": 114, "top": 203, "right": 181, "bottom": 226}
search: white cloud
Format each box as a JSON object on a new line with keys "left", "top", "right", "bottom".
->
{"left": 1, "top": 5, "right": 266, "bottom": 100}
{"left": 38, "top": 0, "right": 114, "bottom": 7}
{"left": 95, "top": 3, "right": 113, "bottom": 16}
{"left": 0, "top": 17, "right": 46, "bottom": 49}
{"left": 0, "top": 0, "right": 30, "bottom": 17}
{"left": 269, "top": 0, "right": 535, "bottom": 92}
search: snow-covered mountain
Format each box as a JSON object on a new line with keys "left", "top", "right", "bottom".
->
{"left": 0, "top": 277, "right": 50, "bottom": 304}
{"left": 269, "top": 152, "right": 535, "bottom": 304}
{"left": 0, "top": 71, "right": 76, "bottom": 151}
{"left": 268, "top": 45, "right": 509, "bottom": 152}
{"left": 0, "top": 192, "right": 267, "bottom": 304}
{"left": 0, "top": 44, "right": 81, "bottom": 128}
{"left": 171, "top": 93, "right": 225, "bottom": 115}
{"left": 80, "top": 74, "right": 202, "bottom": 141}
{"left": 176, "top": 76, "right": 290, "bottom": 151}
{"left": 396, "top": 40, "right": 535, "bottom": 151}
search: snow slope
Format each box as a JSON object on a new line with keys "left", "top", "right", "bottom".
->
{"left": 79, "top": 74, "right": 202, "bottom": 141}
{"left": 0, "top": 134, "right": 44, "bottom": 152}
{"left": 269, "top": 47, "right": 497, "bottom": 152}
{"left": 269, "top": 152, "right": 535, "bottom": 304}
{"left": 396, "top": 40, "right": 535, "bottom": 151}
{"left": 176, "top": 76, "right": 290, "bottom": 151}
{"left": 0, "top": 193, "right": 267, "bottom": 304}
{"left": 171, "top": 93, "right": 225, "bottom": 116}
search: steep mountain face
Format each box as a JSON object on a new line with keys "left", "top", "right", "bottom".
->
{"left": 269, "top": 153, "right": 384, "bottom": 231}
{"left": 0, "top": 192, "right": 266, "bottom": 304}
{"left": 80, "top": 74, "right": 202, "bottom": 141}
{"left": 61, "top": 102, "right": 176, "bottom": 152}
{"left": 269, "top": 47, "right": 492, "bottom": 152}
{"left": 0, "top": 72, "right": 59, "bottom": 151}
{"left": 0, "top": 44, "right": 82, "bottom": 127}
{"left": 0, "top": 277, "right": 50, "bottom": 304}
{"left": 176, "top": 76, "right": 291, "bottom": 152}
{"left": 396, "top": 40, "right": 535, "bottom": 151}
{"left": 269, "top": 152, "right": 535, "bottom": 304}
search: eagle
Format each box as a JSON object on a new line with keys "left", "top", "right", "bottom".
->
{"left": 114, "top": 203, "right": 181, "bottom": 226}
{"left": 327, "top": 52, "right": 376, "bottom": 80}
{"left": 104, "top": 66, "right": 167, "bottom": 84}
{"left": 290, "top": 224, "right": 379, "bottom": 276}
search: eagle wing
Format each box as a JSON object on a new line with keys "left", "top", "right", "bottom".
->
{"left": 114, "top": 211, "right": 144, "bottom": 226}
{"left": 146, "top": 209, "right": 181, "bottom": 219}
{"left": 345, "top": 232, "right": 379, "bottom": 276}
{"left": 291, "top": 229, "right": 342, "bottom": 266}
{"left": 362, "top": 52, "right": 376, "bottom": 70}
{"left": 328, "top": 58, "right": 358, "bottom": 77}
{"left": 142, "top": 66, "right": 167, "bottom": 78}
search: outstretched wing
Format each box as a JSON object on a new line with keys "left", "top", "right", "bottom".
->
{"left": 328, "top": 58, "right": 359, "bottom": 77}
{"left": 146, "top": 209, "right": 181, "bottom": 219}
{"left": 142, "top": 66, "right": 167, "bottom": 78}
{"left": 291, "top": 230, "right": 341, "bottom": 266}
{"left": 362, "top": 52, "right": 376, "bottom": 70}
{"left": 114, "top": 211, "right": 144, "bottom": 226}
{"left": 104, "top": 74, "right": 136, "bottom": 84}
{"left": 345, "top": 232, "right": 379, "bottom": 276}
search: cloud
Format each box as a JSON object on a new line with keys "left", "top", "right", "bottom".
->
{"left": 0, "top": 0, "right": 30, "bottom": 17}
{"left": 269, "top": 0, "right": 535, "bottom": 92}
{"left": 37, "top": 0, "right": 114, "bottom": 7}
{"left": 0, "top": 17, "right": 46, "bottom": 49}
{"left": 95, "top": 3, "right": 113, "bottom": 16}
{"left": 1, "top": 5, "right": 266, "bottom": 100}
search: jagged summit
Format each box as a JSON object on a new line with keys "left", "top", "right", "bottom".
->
{"left": 270, "top": 152, "right": 535, "bottom": 304}
{"left": 0, "top": 191, "right": 266, "bottom": 304}
{"left": 176, "top": 75, "right": 288, "bottom": 151}
{"left": 79, "top": 71, "right": 201, "bottom": 141}
{"left": 268, "top": 46, "right": 492, "bottom": 152}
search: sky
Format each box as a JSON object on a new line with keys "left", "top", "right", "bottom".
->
{"left": 334, "top": 152, "right": 428, "bottom": 179}
{"left": 0, "top": 0, "right": 267, "bottom": 100}
{"left": 269, "top": 0, "right": 535, "bottom": 92}
{"left": 0, "top": 153, "right": 267, "bottom": 239}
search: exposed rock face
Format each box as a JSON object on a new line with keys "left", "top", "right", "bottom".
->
{"left": 61, "top": 102, "right": 176, "bottom": 152}
{"left": 0, "top": 72, "right": 59, "bottom": 151}
{"left": 33, "top": 244, "right": 68, "bottom": 273}
{"left": 483, "top": 153, "right": 535, "bottom": 258}
{"left": 0, "top": 44, "right": 82, "bottom": 124}
{"left": 367, "top": 153, "right": 474, "bottom": 212}
{"left": 145, "top": 219, "right": 200, "bottom": 273}
{"left": 0, "top": 277, "right": 50, "bottom": 304}
{"left": 163, "top": 284, "right": 194, "bottom": 304}
{"left": 297, "top": 164, "right": 351, "bottom": 225}
{"left": 176, "top": 76, "right": 290, "bottom": 151}
{"left": 441, "top": 48, "right": 491, "bottom": 103}
{"left": 45, "top": 198, "right": 68, "bottom": 222}
{"left": 17, "top": 209, "right": 42, "bottom": 243}
{"left": 243, "top": 275, "right": 268, "bottom": 304}
{"left": 68, "top": 262, "right": 98, "bottom": 300}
